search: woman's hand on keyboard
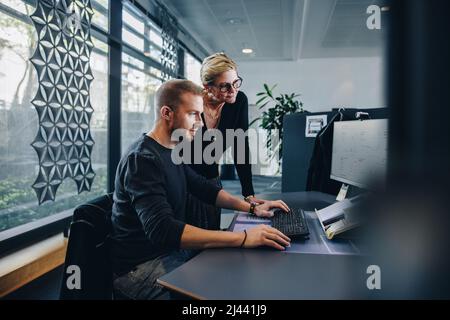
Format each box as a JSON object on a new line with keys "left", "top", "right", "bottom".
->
{"left": 243, "top": 224, "right": 291, "bottom": 250}
{"left": 254, "top": 200, "right": 290, "bottom": 217}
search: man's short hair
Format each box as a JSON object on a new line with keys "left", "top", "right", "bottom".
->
{"left": 155, "top": 79, "right": 203, "bottom": 111}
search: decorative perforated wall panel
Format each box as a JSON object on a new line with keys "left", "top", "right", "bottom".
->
{"left": 159, "top": 6, "right": 179, "bottom": 80}
{"left": 30, "top": 0, "right": 95, "bottom": 204}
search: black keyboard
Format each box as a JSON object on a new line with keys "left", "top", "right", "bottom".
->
{"left": 271, "top": 208, "right": 309, "bottom": 238}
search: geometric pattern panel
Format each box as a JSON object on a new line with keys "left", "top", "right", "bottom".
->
{"left": 30, "top": 0, "right": 95, "bottom": 204}
{"left": 159, "top": 6, "right": 179, "bottom": 80}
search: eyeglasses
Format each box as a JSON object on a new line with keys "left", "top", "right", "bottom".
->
{"left": 212, "top": 77, "right": 243, "bottom": 93}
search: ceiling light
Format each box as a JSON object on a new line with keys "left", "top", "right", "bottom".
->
{"left": 242, "top": 48, "right": 253, "bottom": 54}
{"left": 381, "top": 6, "right": 390, "bottom": 12}
{"left": 225, "top": 18, "right": 242, "bottom": 25}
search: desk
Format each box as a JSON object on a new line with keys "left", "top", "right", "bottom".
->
{"left": 157, "top": 191, "right": 371, "bottom": 299}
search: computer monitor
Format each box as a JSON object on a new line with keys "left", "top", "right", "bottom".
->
{"left": 330, "top": 119, "right": 388, "bottom": 190}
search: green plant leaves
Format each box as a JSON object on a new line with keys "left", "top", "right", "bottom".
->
{"left": 254, "top": 84, "right": 306, "bottom": 168}
{"left": 249, "top": 117, "right": 260, "bottom": 126}
{"left": 255, "top": 95, "right": 268, "bottom": 106}
{"left": 258, "top": 101, "right": 269, "bottom": 110}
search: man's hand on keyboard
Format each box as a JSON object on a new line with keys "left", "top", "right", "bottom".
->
{"left": 254, "top": 200, "right": 290, "bottom": 217}
{"left": 243, "top": 224, "right": 291, "bottom": 250}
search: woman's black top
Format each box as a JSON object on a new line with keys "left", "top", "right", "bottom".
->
{"left": 188, "top": 91, "right": 255, "bottom": 197}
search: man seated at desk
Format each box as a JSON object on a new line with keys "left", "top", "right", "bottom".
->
{"left": 110, "top": 79, "right": 291, "bottom": 300}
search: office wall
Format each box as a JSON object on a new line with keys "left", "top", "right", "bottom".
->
{"left": 240, "top": 56, "right": 385, "bottom": 176}
{"left": 239, "top": 56, "right": 385, "bottom": 113}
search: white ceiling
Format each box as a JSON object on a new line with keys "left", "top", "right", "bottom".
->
{"left": 161, "top": 0, "right": 389, "bottom": 61}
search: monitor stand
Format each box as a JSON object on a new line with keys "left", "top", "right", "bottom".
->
{"left": 336, "top": 183, "right": 349, "bottom": 201}
{"left": 336, "top": 183, "right": 366, "bottom": 201}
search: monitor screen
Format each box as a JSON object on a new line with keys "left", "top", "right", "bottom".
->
{"left": 330, "top": 119, "right": 388, "bottom": 189}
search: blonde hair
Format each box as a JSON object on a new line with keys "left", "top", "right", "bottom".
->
{"left": 200, "top": 52, "right": 237, "bottom": 85}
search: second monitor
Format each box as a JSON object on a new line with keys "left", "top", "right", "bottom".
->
{"left": 330, "top": 118, "right": 388, "bottom": 190}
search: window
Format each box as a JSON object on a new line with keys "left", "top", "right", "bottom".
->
{"left": 92, "top": 0, "right": 109, "bottom": 32}
{"left": 0, "top": 0, "right": 198, "bottom": 251}
{"left": 0, "top": 0, "right": 108, "bottom": 235}
{"left": 122, "top": 2, "right": 163, "bottom": 63}
{"left": 121, "top": 2, "right": 163, "bottom": 152}
{"left": 184, "top": 51, "right": 202, "bottom": 86}
{"left": 121, "top": 54, "right": 161, "bottom": 152}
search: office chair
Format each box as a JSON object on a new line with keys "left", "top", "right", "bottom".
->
{"left": 60, "top": 193, "right": 114, "bottom": 300}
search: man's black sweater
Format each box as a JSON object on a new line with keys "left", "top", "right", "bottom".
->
{"left": 111, "top": 134, "right": 222, "bottom": 274}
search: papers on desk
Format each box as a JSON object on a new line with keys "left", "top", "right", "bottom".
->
{"left": 231, "top": 211, "right": 361, "bottom": 255}
{"left": 235, "top": 214, "right": 271, "bottom": 224}
{"left": 315, "top": 195, "right": 364, "bottom": 240}
{"left": 233, "top": 223, "right": 262, "bottom": 232}
{"left": 232, "top": 213, "right": 270, "bottom": 232}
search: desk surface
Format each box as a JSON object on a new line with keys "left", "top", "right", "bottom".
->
{"left": 157, "top": 191, "right": 371, "bottom": 299}
{"left": 157, "top": 249, "right": 368, "bottom": 299}
{"left": 256, "top": 190, "right": 336, "bottom": 210}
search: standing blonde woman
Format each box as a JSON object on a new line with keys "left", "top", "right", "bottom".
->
{"left": 186, "top": 52, "right": 265, "bottom": 230}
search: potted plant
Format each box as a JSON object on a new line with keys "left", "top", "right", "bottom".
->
{"left": 250, "top": 84, "right": 307, "bottom": 172}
